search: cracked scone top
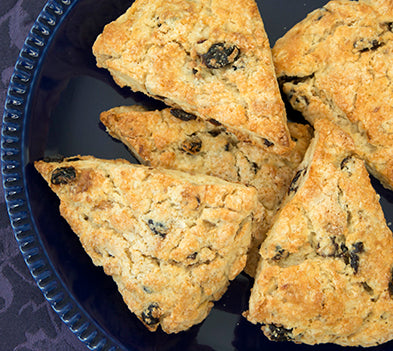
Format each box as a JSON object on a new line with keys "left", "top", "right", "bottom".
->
{"left": 272, "top": 0, "right": 393, "bottom": 188}
{"left": 34, "top": 156, "right": 260, "bottom": 333}
{"left": 92, "top": 0, "right": 294, "bottom": 155}
{"left": 245, "top": 119, "right": 393, "bottom": 347}
{"left": 100, "top": 105, "right": 313, "bottom": 276}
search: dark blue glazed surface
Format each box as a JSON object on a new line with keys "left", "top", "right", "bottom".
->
{"left": 3, "top": 0, "right": 393, "bottom": 350}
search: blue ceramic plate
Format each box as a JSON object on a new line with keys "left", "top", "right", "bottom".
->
{"left": 3, "top": 0, "right": 393, "bottom": 350}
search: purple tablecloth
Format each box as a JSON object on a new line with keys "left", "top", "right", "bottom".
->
{"left": 0, "top": 1, "right": 87, "bottom": 350}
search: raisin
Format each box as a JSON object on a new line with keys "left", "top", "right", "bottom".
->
{"left": 202, "top": 43, "right": 240, "bottom": 69}
{"left": 361, "top": 282, "right": 373, "bottom": 295}
{"left": 208, "top": 128, "right": 224, "bottom": 137}
{"left": 348, "top": 242, "right": 364, "bottom": 274}
{"left": 187, "top": 252, "right": 198, "bottom": 260}
{"left": 333, "top": 242, "right": 365, "bottom": 273}
{"left": 354, "top": 39, "right": 383, "bottom": 52}
{"left": 272, "top": 245, "right": 288, "bottom": 261}
{"left": 263, "top": 138, "right": 274, "bottom": 147}
{"left": 208, "top": 118, "right": 222, "bottom": 126}
{"left": 340, "top": 242, "right": 350, "bottom": 264}
{"left": 143, "top": 286, "right": 153, "bottom": 294}
{"left": 43, "top": 154, "right": 64, "bottom": 163}
{"left": 385, "top": 22, "right": 393, "bottom": 32}
{"left": 224, "top": 138, "right": 237, "bottom": 152}
{"left": 288, "top": 168, "right": 306, "bottom": 194}
{"left": 350, "top": 252, "right": 360, "bottom": 273}
{"left": 141, "top": 303, "right": 160, "bottom": 326}
{"left": 266, "top": 324, "right": 293, "bottom": 342}
{"left": 294, "top": 95, "right": 309, "bottom": 106}
{"left": 170, "top": 108, "right": 197, "bottom": 121}
{"left": 351, "top": 242, "right": 364, "bottom": 254}
{"left": 315, "top": 7, "right": 328, "bottom": 21}
{"left": 329, "top": 236, "right": 340, "bottom": 257}
{"left": 316, "top": 14, "right": 324, "bottom": 21}
{"left": 278, "top": 73, "right": 315, "bottom": 85}
{"left": 314, "top": 235, "right": 352, "bottom": 260}
{"left": 51, "top": 167, "right": 76, "bottom": 185}
{"left": 65, "top": 157, "right": 81, "bottom": 162}
{"left": 340, "top": 156, "right": 352, "bottom": 170}
{"left": 315, "top": 236, "right": 345, "bottom": 258}
{"left": 180, "top": 135, "right": 202, "bottom": 155}
{"left": 389, "top": 268, "right": 393, "bottom": 298}
{"left": 251, "top": 162, "right": 259, "bottom": 174}
{"left": 147, "top": 219, "right": 168, "bottom": 238}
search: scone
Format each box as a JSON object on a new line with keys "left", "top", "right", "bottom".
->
{"left": 92, "top": 0, "right": 294, "bottom": 154}
{"left": 272, "top": 0, "right": 393, "bottom": 189}
{"left": 245, "top": 119, "right": 393, "bottom": 347}
{"left": 34, "top": 156, "right": 260, "bottom": 333}
{"left": 100, "top": 105, "right": 312, "bottom": 276}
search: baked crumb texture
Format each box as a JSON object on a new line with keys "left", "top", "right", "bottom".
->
{"left": 273, "top": 0, "right": 393, "bottom": 189}
{"left": 245, "top": 119, "right": 393, "bottom": 347}
{"left": 100, "top": 105, "right": 313, "bottom": 276}
{"left": 92, "top": 0, "right": 294, "bottom": 154}
{"left": 34, "top": 156, "right": 260, "bottom": 333}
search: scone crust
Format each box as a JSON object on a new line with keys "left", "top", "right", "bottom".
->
{"left": 246, "top": 119, "right": 393, "bottom": 347}
{"left": 93, "top": 0, "right": 293, "bottom": 154}
{"left": 35, "top": 156, "right": 259, "bottom": 333}
{"left": 273, "top": 0, "right": 393, "bottom": 188}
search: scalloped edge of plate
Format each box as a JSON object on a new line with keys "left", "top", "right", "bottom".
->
{"left": 1, "top": 1, "right": 126, "bottom": 350}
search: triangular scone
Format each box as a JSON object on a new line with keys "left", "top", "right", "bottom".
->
{"left": 100, "top": 105, "right": 313, "bottom": 276}
{"left": 245, "top": 119, "right": 393, "bottom": 347}
{"left": 273, "top": 0, "right": 393, "bottom": 188}
{"left": 34, "top": 156, "right": 260, "bottom": 333}
{"left": 92, "top": 0, "right": 293, "bottom": 154}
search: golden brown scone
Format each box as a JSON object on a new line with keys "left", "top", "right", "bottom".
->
{"left": 245, "top": 119, "right": 393, "bottom": 347}
{"left": 273, "top": 0, "right": 393, "bottom": 189}
{"left": 100, "top": 105, "right": 313, "bottom": 276}
{"left": 34, "top": 156, "right": 260, "bottom": 333}
{"left": 92, "top": 0, "right": 294, "bottom": 155}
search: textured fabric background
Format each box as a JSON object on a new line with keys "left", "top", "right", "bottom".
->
{"left": 0, "top": 1, "right": 87, "bottom": 350}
